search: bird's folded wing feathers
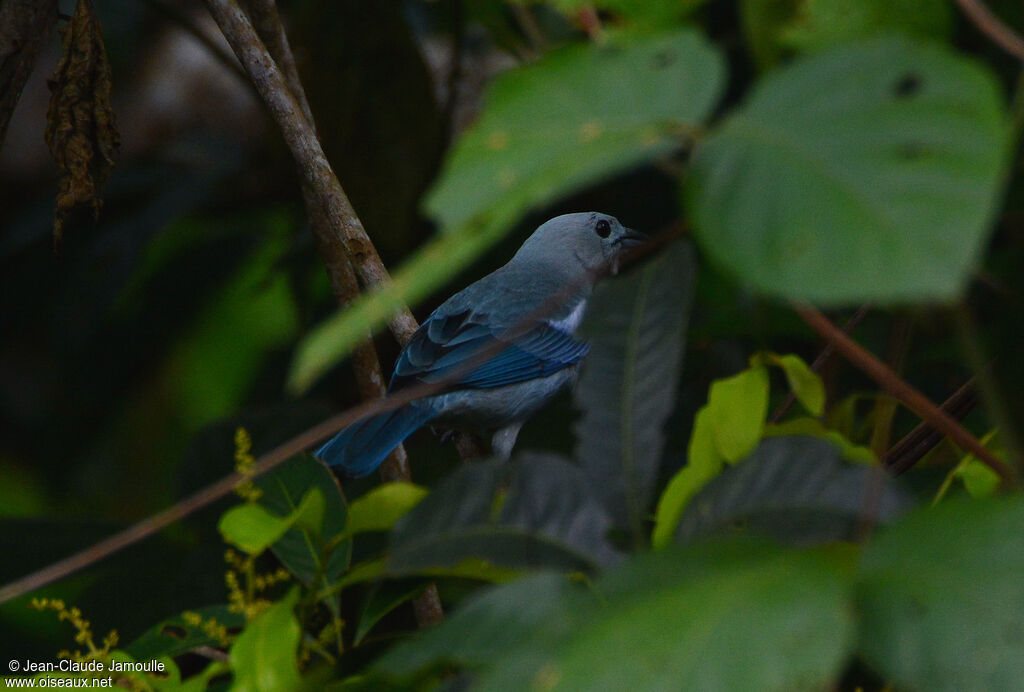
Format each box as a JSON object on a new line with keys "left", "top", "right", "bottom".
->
{"left": 390, "top": 309, "right": 589, "bottom": 392}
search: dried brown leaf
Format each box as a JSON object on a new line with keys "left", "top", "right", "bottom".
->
{"left": 44, "top": 0, "right": 119, "bottom": 248}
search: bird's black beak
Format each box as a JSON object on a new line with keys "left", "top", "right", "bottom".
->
{"left": 618, "top": 228, "right": 648, "bottom": 249}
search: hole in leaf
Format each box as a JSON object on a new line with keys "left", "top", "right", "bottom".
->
{"left": 159, "top": 624, "right": 187, "bottom": 640}
{"left": 896, "top": 142, "right": 928, "bottom": 160}
{"left": 893, "top": 74, "right": 922, "bottom": 98}
{"left": 652, "top": 50, "right": 677, "bottom": 69}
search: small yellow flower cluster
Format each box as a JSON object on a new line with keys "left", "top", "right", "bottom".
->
{"left": 223, "top": 549, "right": 290, "bottom": 620}
{"left": 252, "top": 566, "right": 291, "bottom": 592}
{"left": 233, "top": 427, "right": 262, "bottom": 502}
{"left": 28, "top": 598, "right": 117, "bottom": 661}
{"left": 181, "top": 611, "right": 229, "bottom": 646}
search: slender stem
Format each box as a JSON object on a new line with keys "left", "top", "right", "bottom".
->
{"left": 769, "top": 305, "right": 869, "bottom": 423}
{"left": 883, "top": 378, "right": 978, "bottom": 475}
{"left": 954, "top": 0, "right": 1024, "bottom": 61}
{"left": 235, "top": 0, "right": 434, "bottom": 620}
{"left": 202, "top": 0, "right": 419, "bottom": 346}
{"left": 793, "top": 305, "right": 1016, "bottom": 485}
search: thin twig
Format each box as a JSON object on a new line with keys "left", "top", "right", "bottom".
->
{"left": 794, "top": 305, "right": 1016, "bottom": 484}
{"left": 883, "top": 378, "right": 978, "bottom": 475}
{"left": 769, "top": 305, "right": 869, "bottom": 423}
{"left": 954, "top": 0, "right": 1024, "bottom": 61}
{"left": 202, "top": 0, "right": 418, "bottom": 346}
{"left": 236, "top": 0, "right": 432, "bottom": 620}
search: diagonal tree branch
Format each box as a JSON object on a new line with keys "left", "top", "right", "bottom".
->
{"left": 954, "top": 0, "right": 1024, "bottom": 61}
{"left": 234, "top": 0, "right": 440, "bottom": 625}
{"left": 794, "top": 305, "right": 1016, "bottom": 485}
{"left": 203, "top": 0, "right": 418, "bottom": 346}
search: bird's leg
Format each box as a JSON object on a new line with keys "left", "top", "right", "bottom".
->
{"left": 490, "top": 422, "right": 523, "bottom": 460}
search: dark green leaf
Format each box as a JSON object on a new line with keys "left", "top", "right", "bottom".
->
{"left": 857, "top": 496, "right": 1024, "bottom": 690}
{"left": 574, "top": 241, "right": 695, "bottom": 542}
{"left": 124, "top": 605, "right": 243, "bottom": 660}
{"left": 354, "top": 581, "right": 427, "bottom": 645}
{"left": 255, "top": 455, "right": 351, "bottom": 586}
{"left": 688, "top": 36, "right": 1008, "bottom": 304}
{"left": 387, "top": 455, "right": 619, "bottom": 575}
{"left": 477, "top": 544, "right": 854, "bottom": 691}
{"left": 677, "top": 436, "right": 913, "bottom": 545}
{"left": 552, "top": 0, "right": 707, "bottom": 26}
{"left": 780, "top": 0, "right": 952, "bottom": 54}
{"left": 374, "top": 573, "right": 591, "bottom": 679}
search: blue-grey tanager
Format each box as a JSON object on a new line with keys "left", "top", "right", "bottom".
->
{"left": 315, "top": 212, "right": 646, "bottom": 477}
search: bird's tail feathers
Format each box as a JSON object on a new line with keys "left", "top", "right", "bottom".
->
{"left": 315, "top": 405, "right": 435, "bottom": 477}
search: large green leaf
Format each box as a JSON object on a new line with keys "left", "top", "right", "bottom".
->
{"left": 677, "top": 436, "right": 912, "bottom": 545}
{"left": 741, "top": 0, "right": 951, "bottom": 69}
{"left": 574, "top": 241, "right": 695, "bottom": 543}
{"left": 387, "top": 455, "right": 619, "bottom": 575}
{"left": 229, "top": 589, "right": 302, "bottom": 692}
{"left": 255, "top": 455, "right": 351, "bottom": 586}
{"left": 427, "top": 28, "right": 724, "bottom": 232}
{"left": 373, "top": 573, "right": 590, "bottom": 679}
{"left": 688, "top": 36, "right": 1009, "bottom": 304}
{"left": 551, "top": 0, "right": 708, "bottom": 28}
{"left": 478, "top": 544, "right": 853, "bottom": 691}
{"left": 124, "top": 605, "right": 244, "bottom": 661}
{"left": 287, "top": 28, "right": 724, "bottom": 394}
{"left": 374, "top": 542, "right": 854, "bottom": 690}
{"left": 780, "top": 0, "right": 951, "bottom": 54}
{"left": 857, "top": 496, "right": 1024, "bottom": 690}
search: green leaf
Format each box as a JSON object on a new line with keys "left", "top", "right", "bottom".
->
{"left": 287, "top": 28, "right": 724, "bottom": 394}
{"left": 764, "top": 417, "right": 876, "bottom": 465}
{"left": 651, "top": 407, "right": 723, "bottom": 548}
{"left": 574, "top": 241, "right": 696, "bottom": 543}
{"left": 478, "top": 545, "right": 854, "bottom": 691}
{"left": 780, "top": 0, "right": 952, "bottom": 54}
{"left": 218, "top": 488, "right": 324, "bottom": 556}
{"left": 387, "top": 455, "right": 618, "bottom": 575}
{"left": 708, "top": 365, "right": 769, "bottom": 462}
{"left": 124, "top": 605, "right": 244, "bottom": 661}
{"left": 551, "top": 0, "right": 707, "bottom": 26}
{"left": 374, "top": 573, "right": 591, "bottom": 679}
{"left": 677, "top": 436, "right": 911, "bottom": 545}
{"left": 857, "top": 496, "right": 1024, "bottom": 690}
{"left": 255, "top": 455, "right": 351, "bottom": 585}
{"left": 956, "top": 458, "right": 1000, "bottom": 498}
{"left": 427, "top": 28, "right": 723, "bottom": 232}
{"left": 741, "top": 0, "right": 952, "bottom": 70}
{"left": 345, "top": 482, "right": 428, "bottom": 536}
{"left": 688, "top": 36, "right": 1009, "bottom": 304}
{"left": 652, "top": 362, "right": 773, "bottom": 548}
{"left": 229, "top": 589, "right": 302, "bottom": 692}
{"left": 354, "top": 581, "right": 428, "bottom": 645}
{"left": 766, "top": 352, "right": 825, "bottom": 416}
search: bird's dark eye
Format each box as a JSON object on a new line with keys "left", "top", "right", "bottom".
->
{"left": 595, "top": 219, "right": 611, "bottom": 238}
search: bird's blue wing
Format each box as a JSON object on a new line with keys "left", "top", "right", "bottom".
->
{"left": 390, "top": 309, "right": 588, "bottom": 392}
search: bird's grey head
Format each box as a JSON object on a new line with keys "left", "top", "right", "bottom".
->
{"left": 514, "top": 212, "right": 646, "bottom": 277}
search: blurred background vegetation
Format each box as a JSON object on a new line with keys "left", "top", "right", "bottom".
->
{"left": 2, "top": 0, "right": 1024, "bottom": 675}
